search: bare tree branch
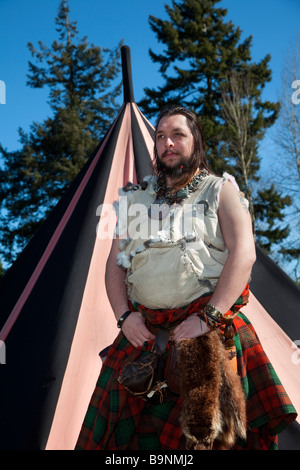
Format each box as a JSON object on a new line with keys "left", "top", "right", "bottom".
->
{"left": 220, "top": 72, "right": 256, "bottom": 225}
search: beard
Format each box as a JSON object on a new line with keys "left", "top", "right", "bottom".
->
{"left": 157, "top": 152, "right": 196, "bottom": 178}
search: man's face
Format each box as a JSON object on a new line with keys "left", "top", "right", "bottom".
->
{"left": 155, "top": 114, "right": 194, "bottom": 174}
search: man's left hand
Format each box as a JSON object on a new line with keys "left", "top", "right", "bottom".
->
{"left": 172, "top": 313, "right": 210, "bottom": 342}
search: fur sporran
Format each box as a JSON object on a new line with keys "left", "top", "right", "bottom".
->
{"left": 178, "top": 331, "right": 247, "bottom": 450}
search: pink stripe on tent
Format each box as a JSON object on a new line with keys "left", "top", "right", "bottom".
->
{"left": 123, "top": 132, "right": 137, "bottom": 185}
{"left": 132, "top": 103, "right": 155, "bottom": 159}
{"left": 45, "top": 103, "right": 136, "bottom": 450}
{"left": 242, "top": 292, "right": 300, "bottom": 424}
{"left": 0, "top": 105, "right": 126, "bottom": 343}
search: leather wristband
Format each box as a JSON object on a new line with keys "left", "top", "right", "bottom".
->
{"left": 198, "top": 304, "right": 224, "bottom": 330}
{"left": 198, "top": 311, "right": 218, "bottom": 330}
{"left": 203, "top": 303, "right": 224, "bottom": 321}
{"left": 117, "top": 310, "right": 132, "bottom": 329}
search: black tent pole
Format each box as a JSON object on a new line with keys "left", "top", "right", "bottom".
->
{"left": 121, "top": 45, "right": 135, "bottom": 103}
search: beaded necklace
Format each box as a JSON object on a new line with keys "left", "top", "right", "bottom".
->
{"left": 148, "top": 169, "right": 208, "bottom": 220}
{"left": 153, "top": 169, "right": 208, "bottom": 205}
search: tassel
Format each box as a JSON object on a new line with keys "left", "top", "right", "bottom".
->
{"left": 223, "top": 316, "right": 238, "bottom": 373}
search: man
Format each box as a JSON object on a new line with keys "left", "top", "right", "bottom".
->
{"left": 76, "top": 106, "right": 296, "bottom": 450}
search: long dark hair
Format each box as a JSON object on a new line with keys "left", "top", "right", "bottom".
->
{"left": 153, "top": 105, "right": 210, "bottom": 187}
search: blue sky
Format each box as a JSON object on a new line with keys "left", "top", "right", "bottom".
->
{"left": 0, "top": 0, "right": 299, "bottom": 159}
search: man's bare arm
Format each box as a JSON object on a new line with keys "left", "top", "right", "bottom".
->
{"left": 208, "top": 181, "right": 256, "bottom": 313}
{"left": 105, "top": 237, "right": 155, "bottom": 347}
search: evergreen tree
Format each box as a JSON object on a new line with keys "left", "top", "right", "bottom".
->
{"left": 253, "top": 185, "right": 292, "bottom": 252}
{"left": 0, "top": 0, "right": 122, "bottom": 266}
{"left": 141, "top": 0, "right": 277, "bottom": 174}
{"left": 140, "top": 0, "right": 290, "bottom": 252}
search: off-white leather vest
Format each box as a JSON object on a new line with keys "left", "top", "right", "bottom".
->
{"left": 115, "top": 173, "right": 238, "bottom": 309}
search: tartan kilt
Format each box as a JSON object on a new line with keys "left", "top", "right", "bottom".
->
{"left": 75, "top": 311, "right": 297, "bottom": 450}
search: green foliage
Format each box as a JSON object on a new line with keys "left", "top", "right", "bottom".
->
{"left": 141, "top": 0, "right": 279, "bottom": 177}
{"left": 253, "top": 185, "right": 292, "bottom": 252}
{"left": 0, "top": 0, "right": 122, "bottom": 265}
{"left": 140, "top": 0, "right": 291, "bottom": 253}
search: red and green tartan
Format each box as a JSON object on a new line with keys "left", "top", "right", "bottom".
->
{"left": 75, "top": 287, "right": 297, "bottom": 450}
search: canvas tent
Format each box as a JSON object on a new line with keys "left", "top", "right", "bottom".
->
{"left": 0, "top": 45, "right": 299, "bottom": 450}
{"left": 246, "top": 246, "right": 300, "bottom": 449}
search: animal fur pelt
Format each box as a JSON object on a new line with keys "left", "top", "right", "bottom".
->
{"left": 177, "top": 330, "right": 247, "bottom": 450}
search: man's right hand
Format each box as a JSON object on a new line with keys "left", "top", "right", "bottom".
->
{"left": 121, "top": 311, "right": 155, "bottom": 348}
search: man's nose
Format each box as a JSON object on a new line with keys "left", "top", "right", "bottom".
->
{"left": 165, "top": 136, "right": 174, "bottom": 147}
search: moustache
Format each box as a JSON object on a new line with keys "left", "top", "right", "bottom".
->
{"left": 161, "top": 150, "right": 179, "bottom": 158}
